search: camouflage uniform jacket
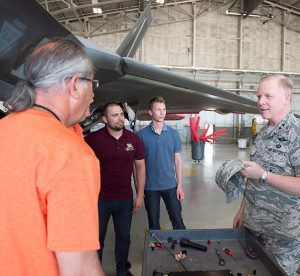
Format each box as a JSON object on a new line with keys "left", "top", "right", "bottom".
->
{"left": 243, "top": 112, "right": 300, "bottom": 242}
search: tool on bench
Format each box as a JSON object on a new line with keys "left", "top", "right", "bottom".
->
{"left": 175, "top": 250, "right": 187, "bottom": 261}
{"left": 180, "top": 238, "right": 207, "bottom": 251}
{"left": 239, "top": 240, "right": 258, "bottom": 259}
{"left": 215, "top": 248, "right": 225, "bottom": 266}
{"left": 155, "top": 242, "right": 165, "bottom": 248}
{"left": 146, "top": 229, "right": 188, "bottom": 271}
{"left": 223, "top": 248, "right": 237, "bottom": 261}
{"left": 148, "top": 242, "right": 155, "bottom": 251}
{"left": 171, "top": 240, "right": 177, "bottom": 250}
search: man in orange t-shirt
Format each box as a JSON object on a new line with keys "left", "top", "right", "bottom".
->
{"left": 0, "top": 38, "right": 105, "bottom": 276}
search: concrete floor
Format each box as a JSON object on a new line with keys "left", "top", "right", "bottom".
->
{"left": 100, "top": 142, "right": 251, "bottom": 275}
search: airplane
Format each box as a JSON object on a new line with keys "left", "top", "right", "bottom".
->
{"left": 0, "top": 0, "right": 259, "bottom": 132}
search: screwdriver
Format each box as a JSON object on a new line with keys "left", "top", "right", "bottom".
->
{"left": 223, "top": 248, "right": 237, "bottom": 261}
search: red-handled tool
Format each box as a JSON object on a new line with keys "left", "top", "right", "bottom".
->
{"left": 155, "top": 242, "right": 165, "bottom": 248}
{"left": 239, "top": 240, "right": 258, "bottom": 259}
{"left": 223, "top": 248, "right": 237, "bottom": 261}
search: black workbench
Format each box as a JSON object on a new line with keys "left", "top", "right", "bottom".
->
{"left": 142, "top": 228, "right": 287, "bottom": 276}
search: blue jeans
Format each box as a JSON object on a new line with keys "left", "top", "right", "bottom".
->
{"left": 98, "top": 199, "right": 133, "bottom": 276}
{"left": 144, "top": 187, "right": 186, "bottom": 230}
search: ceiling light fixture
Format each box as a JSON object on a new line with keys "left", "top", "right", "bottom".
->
{"left": 93, "top": 7, "right": 102, "bottom": 14}
{"left": 156, "top": 0, "right": 164, "bottom": 4}
{"left": 225, "top": 10, "right": 260, "bottom": 18}
{"left": 92, "top": 0, "right": 102, "bottom": 14}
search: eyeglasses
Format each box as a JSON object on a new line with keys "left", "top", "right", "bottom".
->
{"left": 79, "top": 77, "right": 99, "bottom": 90}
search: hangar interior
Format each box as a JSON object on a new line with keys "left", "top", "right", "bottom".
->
{"left": 36, "top": 0, "right": 300, "bottom": 93}
{"left": 20, "top": 0, "right": 300, "bottom": 275}
{"left": 35, "top": 0, "right": 300, "bottom": 143}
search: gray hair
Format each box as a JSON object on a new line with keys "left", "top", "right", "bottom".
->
{"left": 5, "top": 37, "right": 94, "bottom": 112}
{"left": 259, "top": 74, "right": 293, "bottom": 97}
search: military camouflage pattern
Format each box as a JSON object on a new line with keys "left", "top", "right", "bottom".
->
{"left": 243, "top": 112, "right": 300, "bottom": 276}
{"left": 215, "top": 157, "right": 247, "bottom": 203}
{"left": 248, "top": 228, "right": 300, "bottom": 276}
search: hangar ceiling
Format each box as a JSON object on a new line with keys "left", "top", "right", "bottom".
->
{"left": 35, "top": 0, "right": 300, "bottom": 101}
{"left": 36, "top": 0, "right": 300, "bottom": 37}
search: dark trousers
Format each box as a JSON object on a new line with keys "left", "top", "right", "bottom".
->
{"left": 144, "top": 187, "right": 186, "bottom": 230}
{"left": 98, "top": 198, "right": 133, "bottom": 276}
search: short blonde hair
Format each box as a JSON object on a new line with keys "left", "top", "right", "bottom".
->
{"left": 259, "top": 74, "right": 293, "bottom": 97}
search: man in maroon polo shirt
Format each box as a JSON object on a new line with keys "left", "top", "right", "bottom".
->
{"left": 85, "top": 102, "right": 145, "bottom": 276}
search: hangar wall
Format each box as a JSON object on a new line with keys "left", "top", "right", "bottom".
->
{"left": 90, "top": 2, "right": 300, "bottom": 144}
{"left": 92, "top": 3, "right": 300, "bottom": 73}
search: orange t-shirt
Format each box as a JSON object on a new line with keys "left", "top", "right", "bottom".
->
{"left": 0, "top": 109, "right": 100, "bottom": 276}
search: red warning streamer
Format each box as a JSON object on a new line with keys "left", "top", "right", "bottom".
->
{"left": 189, "top": 116, "right": 227, "bottom": 142}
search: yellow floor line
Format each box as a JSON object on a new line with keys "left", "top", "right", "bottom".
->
{"left": 184, "top": 168, "right": 197, "bottom": 174}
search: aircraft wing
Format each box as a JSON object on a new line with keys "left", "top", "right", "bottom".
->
{"left": 96, "top": 57, "right": 259, "bottom": 116}
{"left": 0, "top": 0, "right": 259, "bottom": 127}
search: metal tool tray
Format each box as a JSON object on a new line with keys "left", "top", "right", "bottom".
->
{"left": 142, "top": 228, "right": 287, "bottom": 276}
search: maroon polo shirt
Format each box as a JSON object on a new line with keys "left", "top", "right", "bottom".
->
{"left": 85, "top": 126, "right": 145, "bottom": 200}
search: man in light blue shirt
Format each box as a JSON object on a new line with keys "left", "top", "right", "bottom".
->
{"left": 138, "top": 96, "right": 185, "bottom": 230}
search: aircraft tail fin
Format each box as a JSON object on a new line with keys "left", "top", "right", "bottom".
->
{"left": 116, "top": 1, "right": 152, "bottom": 58}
